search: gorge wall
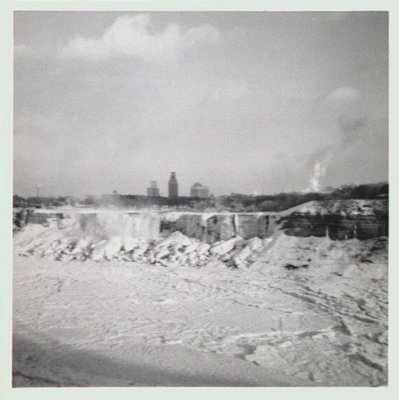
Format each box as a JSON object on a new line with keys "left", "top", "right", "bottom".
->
{"left": 13, "top": 199, "right": 388, "bottom": 243}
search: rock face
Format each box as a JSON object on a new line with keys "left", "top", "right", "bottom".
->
{"left": 206, "top": 215, "right": 236, "bottom": 242}
{"left": 161, "top": 213, "right": 277, "bottom": 243}
{"left": 281, "top": 200, "right": 388, "bottom": 240}
{"left": 24, "top": 211, "right": 63, "bottom": 227}
{"left": 13, "top": 199, "right": 388, "bottom": 243}
{"left": 235, "top": 214, "right": 258, "bottom": 239}
{"left": 173, "top": 214, "right": 207, "bottom": 241}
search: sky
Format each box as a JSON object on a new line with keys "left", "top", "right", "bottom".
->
{"left": 13, "top": 11, "right": 388, "bottom": 197}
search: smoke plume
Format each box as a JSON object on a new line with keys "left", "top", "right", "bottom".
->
{"left": 308, "top": 161, "right": 327, "bottom": 192}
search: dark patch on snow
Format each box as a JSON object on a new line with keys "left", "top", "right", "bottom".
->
{"left": 284, "top": 263, "right": 309, "bottom": 270}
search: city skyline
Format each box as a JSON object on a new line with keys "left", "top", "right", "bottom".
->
{"left": 14, "top": 11, "right": 388, "bottom": 197}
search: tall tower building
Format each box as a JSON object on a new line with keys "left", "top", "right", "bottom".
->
{"left": 168, "top": 172, "right": 178, "bottom": 198}
{"left": 147, "top": 181, "right": 160, "bottom": 197}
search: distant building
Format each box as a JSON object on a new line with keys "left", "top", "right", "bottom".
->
{"left": 147, "top": 181, "right": 160, "bottom": 197}
{"left": 168, "top": 172, "right": 178, "bottom": 198}
{"left": 190, "top": 182, "right": 210, "bottom": 198}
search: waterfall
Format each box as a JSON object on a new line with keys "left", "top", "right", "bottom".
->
{"left": 27, "top": 209, "right": 277, "bottom": 243}
{"left": 76, "top": 212, "right": 161, "bottom": 240}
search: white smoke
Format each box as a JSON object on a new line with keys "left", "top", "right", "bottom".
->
{"left": 308, "top": 161, "right": 326, "bottom": 192}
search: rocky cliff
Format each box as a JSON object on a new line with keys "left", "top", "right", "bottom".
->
{"left": 279, "top": 200, "right": 388, "bottom": 240}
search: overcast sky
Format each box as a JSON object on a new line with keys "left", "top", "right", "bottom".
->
{"left": 14, "top": 11, "right": 388, "bottom": 197}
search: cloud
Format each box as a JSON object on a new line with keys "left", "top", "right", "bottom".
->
{"left": 337, "top": 115, "right": 366, "bottom": 134}
{"left": 209, "top": 80, "right": 250, "bottom": 103}
{"left": 14, "top": 44, "right": 30, "bottom": 57}
{"left": 14, "top": 44, "right": 45, "bottom": 58}
{"left": 326, "top": 86, "right": 361, "bottom": 102}
{"left": 301, "top": 86, "right": 367, "bottom": 192}
{"left": 323, "top": 13, "right": 350, "bottom": 24}
{"left": 324, "top": 86, "right": 367, "bottom": 137}
{"left": 14, "top": 110, "right": 57, "bottom": 135}
{"left": 58, "top": 14, "right": 220, "bottom": 64}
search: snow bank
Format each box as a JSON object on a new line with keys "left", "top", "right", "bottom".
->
{"left": 281, "top": 199, "right": 387, "bottom": 216}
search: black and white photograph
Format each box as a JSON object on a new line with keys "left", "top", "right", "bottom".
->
{"left": 4, "top": 2, "right": 393, "bottom": 390}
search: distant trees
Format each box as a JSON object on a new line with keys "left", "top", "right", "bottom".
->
{"left": 217, "top": 182, "right": 388, "bottom": 212}
{"left": 329, "top": 183, "right": 388, "bottom": 200}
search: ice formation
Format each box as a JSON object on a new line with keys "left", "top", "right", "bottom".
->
{"left": 15, "top": 224, "right": 266, "bottom": 268}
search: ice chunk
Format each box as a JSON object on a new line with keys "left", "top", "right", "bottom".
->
{"left": 210, "top": 236, "right": 244, "bottom": 256}
{"left": 185, "top": 242, "right": 200, "bottom": 253}
{"left": 246, "top": 237, "right": 263, "bottom": 251}
{"left": 196, "top": 242, "right": 211, "bottom": 254}
{"left": 123, "top": 237, "right": 140, "bottom": 252}
{"left": 90, "top": 240, "right": 108, "bottom": 261}
{"left": 232, "top": 246, "right": 252, "bottom": 267}
{"left": 156, "top": 231, "right": 193, "bottom": 247}
{"left": 71, "top": 238, "right": 91, "bottom": 255}
{"left": 104, "top": 236, "right": 122, "bottom": 260}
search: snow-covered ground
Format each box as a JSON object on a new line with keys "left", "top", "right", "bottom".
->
{"left": 12, "top": 223, "right": 388, "bottom": 387}
{"left": 279, "top": 199, "right": 387, "bottom": 216}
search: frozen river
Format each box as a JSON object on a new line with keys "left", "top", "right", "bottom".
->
{"left": 12, "top": 227, "right": 388, "bottom": 387}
